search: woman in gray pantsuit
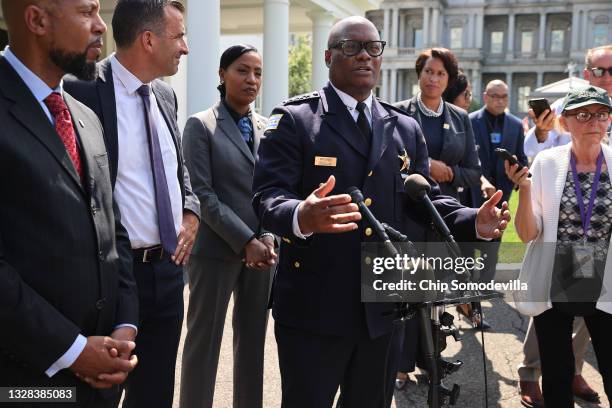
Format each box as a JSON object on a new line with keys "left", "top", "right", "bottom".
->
{"left": 180, "top": 45, "right": 276, "bottom": 408}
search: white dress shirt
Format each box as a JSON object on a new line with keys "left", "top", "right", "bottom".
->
{"left": 110, "top": 55, "right": 182, "bottom": 249}
{"left": 291, "top": 83, "right": 374, "bottom": 238}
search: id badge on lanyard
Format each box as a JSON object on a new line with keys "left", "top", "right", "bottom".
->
{"left": 570, "top": 151, "right": 604, "bottom": 279}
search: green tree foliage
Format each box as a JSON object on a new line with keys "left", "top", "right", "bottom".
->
{"left": 288, "top": 35, "right": 312, "bottom": 97}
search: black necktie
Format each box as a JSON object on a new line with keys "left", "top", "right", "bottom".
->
{"left": 137, "top": 84, "right": 178, "bottom": 254}
{"left": 356, "top": 102, "right": 372, "bottom": 146}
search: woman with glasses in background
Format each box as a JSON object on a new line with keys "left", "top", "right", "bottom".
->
{"left": 507, "top": 85, "right": 612, "bottom": 407}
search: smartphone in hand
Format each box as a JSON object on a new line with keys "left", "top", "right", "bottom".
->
{"left": 528, "top": 98, "right": 551, "bottom": 118}
{"left": 495, "top": 148, "right": 531, "bottom": 177}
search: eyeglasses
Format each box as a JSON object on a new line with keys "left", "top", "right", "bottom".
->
{"left": 564, "top": 111, "right": 611, "bottom": 123}
{"left": 486, "top": 93, "right": 508, "bottom": 100}
{"left": 330, "top": 40, "right": 386, "bottom": 57}
{"left": 590, "top": 67, "right": 612, "bottom": 77}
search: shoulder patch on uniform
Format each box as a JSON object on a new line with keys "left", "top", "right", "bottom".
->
{"left": 283, "top": 91, "right": 320, "bottom": 105}
{"left": 265, "top": 114, "right": 284, "bottom": 131}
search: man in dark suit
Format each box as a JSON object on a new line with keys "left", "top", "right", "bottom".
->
{"left": 0, "top": 0, "right": 138, "bottom": 406}
{"left": 252, "top": 16, "right": 510, "bottom": 408}
{"left": 469, "top": 79, "right": 528, "bottom": 284}
{"left": 64, "top": 1, "right": 199, "bottom": 407}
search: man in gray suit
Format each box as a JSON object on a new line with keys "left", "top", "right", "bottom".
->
{"left": 180, "top": 45, "right": 275, "bottom": 408}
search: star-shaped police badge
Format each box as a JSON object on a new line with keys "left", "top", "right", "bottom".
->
{"left": 398, "top": 149, "right": 410, "bottom": 173}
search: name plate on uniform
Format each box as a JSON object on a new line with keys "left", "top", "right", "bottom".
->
{"left": 314, "top": 156, "right": 337, "bottom": 167}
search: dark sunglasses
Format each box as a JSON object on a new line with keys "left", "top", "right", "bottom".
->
{"left": 590, "top": 67, "right": 612, "bottom": 77}
{"left": 330, "top": 40, "right": 386, "bottom": 57}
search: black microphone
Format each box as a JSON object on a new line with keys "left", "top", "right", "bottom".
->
{"left": 404, "top": 174, "right": 459, "bottom": 254}
{"left": 347, "top": 186, "right": 397, "bottom": 257}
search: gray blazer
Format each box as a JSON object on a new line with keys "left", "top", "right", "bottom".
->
{"left": 183, "top": 101, "right": 267, "bottom": 260}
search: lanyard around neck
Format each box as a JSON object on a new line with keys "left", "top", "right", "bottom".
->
{"left": 570, "top": 150, "right": 604, "bottom": 237}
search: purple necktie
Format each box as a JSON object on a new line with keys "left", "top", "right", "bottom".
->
{"left": 137, "top": 84, "right": 177, "bottom": 253}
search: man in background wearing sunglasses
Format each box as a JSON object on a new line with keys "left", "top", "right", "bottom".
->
{"left": 253, "top": 16, "right": 510, "bottom": 408}
{"left": 519, "top": 44, "right": 612, "bottom": 408}
{"left": 524, "top": 45, "right": 612, "bottom": 159}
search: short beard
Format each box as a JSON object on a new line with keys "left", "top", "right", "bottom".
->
{"left": 49, "top": 49, "right": 97, "bottom": 81}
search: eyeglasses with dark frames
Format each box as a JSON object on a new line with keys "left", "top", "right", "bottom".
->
{"left": 563, "top": 111, "right": 611, "bottom": 123}
{"left": 329, "top": 40, "right": 386, "bottom": 57}
{"left": 486, "top": 93, "right": 509, "bottom": 100}
{"left": 590, "top": 67, "right": 612, "bottom": 78}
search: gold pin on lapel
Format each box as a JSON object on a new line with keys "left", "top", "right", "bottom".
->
{"left": 256, "top": 121, "right": 263, "bottom": 130}
{"left": 398, "top": 149, "right": 410, "bottom": 172}
{"left": 443, "top": 123, "right": 450, "bottom": 130}
{"left": 78, "top": 120, "right": 85, "bottom": 128}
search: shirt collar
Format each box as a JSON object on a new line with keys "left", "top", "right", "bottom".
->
{"left": 222, "top": 98, "right": 251, "bottom": 123}
{"left": 330, "top": 81, "right": 373, "bottom": 115}
{"left": 3, "top": 46, "right": 62, "bottom": 102}
{"left": 111, "top": 53, "right": 146, "bottom": 95}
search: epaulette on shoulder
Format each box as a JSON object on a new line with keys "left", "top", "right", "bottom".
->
{"left": 283, "top": 91, "right": 320, "bottom": 105}
{"left": 376, "top": 97, "right": 410, "bottom": 116}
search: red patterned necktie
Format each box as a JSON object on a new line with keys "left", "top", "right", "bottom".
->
{"left": 44, "top": 92, "right": 83, "bottom": 180}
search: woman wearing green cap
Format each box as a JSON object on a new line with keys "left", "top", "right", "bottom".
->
{"left": 505, "top": 85, "right": 612, "bottom": 407}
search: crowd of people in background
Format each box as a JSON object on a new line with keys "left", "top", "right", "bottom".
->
{"left": 1, "top": 0, "right": 611, "bottom": 407}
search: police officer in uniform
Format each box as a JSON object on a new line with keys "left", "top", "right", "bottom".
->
{"left": 252, "top": 16, "right": 510, "bottom": 408}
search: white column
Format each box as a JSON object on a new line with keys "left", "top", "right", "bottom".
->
{"left": 537, "top": 71, "right": 544, "bottom": 88}
{"left": 581, "top": 11, "right": 588, "bottom": 49}
{"left": 476, "top": 13, "right": 484, "bottom": 48}
{"left": 538, "top": 13, "right": 546, "bottom": 57}
{"left": 472, "top": 68, "right": 481, "bottom": 101}
{"left": 507, "top": 13, "right": 515, "bottom": 59}
{"left": 383, "top": 8, "right": 390, "bottom": 44}
{"left": 397, "top": 70, "right": 404, "bottom": 100}
{"left": 186, "top": 0, "right": 220, "bottom": 116}
{"left": 399, "top": 14, "right": 406, "bottom": 47}
{"left": 392, "top": 8, "right": 400, "bottom": 47}
{"left": 381, "top": 68, "right": 389, "bottom": 101}
{"left": 165, "top": 55, "right": 188, "bottom": 129}
{"left": 423, "top": 7, "right": 430, "bottom": 47}
{"left": 571, "top": 8, "right": 579, "bottom": 51}
{"left": 506, "top": 72, "right": 513, "bottom": 111}
{"left": 431, "top": 8, "right": 439, "bottom": 45}
{"left": 308, "top": 10, "right": 335, "bottom": 91}
{"left": 390, "top": 68, "right": 398, "bottom": 103}
{"left": 263, "top": 0, "right": 289, "bottom": 116}
{"left": 468, "top": 14, "right": 475, "bottom": 48}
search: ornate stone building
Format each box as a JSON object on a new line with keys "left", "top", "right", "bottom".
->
{"left": 367, "top": 0, "right": 612, "bottom": 114}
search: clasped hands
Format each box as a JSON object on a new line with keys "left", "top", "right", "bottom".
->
{"left": 296, "top": 175, "right": 510, "bottom": 240}
{"left": 70, "top": 327, "right": 138, "bottom": 389}
{"left": 244, "top": 235, "right": 278, "bottom": 269}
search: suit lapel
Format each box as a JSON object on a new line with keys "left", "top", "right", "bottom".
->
{"left": 65, "top": 93, "right": 96, "bottom": 194}
{"left": 0, "top": 58, "right": 84, "bottom": 192}
{"left": 367, "top": 98, "right": 397, "bottom": 172}
{"left": 215, "top": 102, "right": 255, "bottom": 164}
{"left": 500, "top": 113, "right": 513, "bottom": 151}
{"left": 320, "top": 86, "right": 369, "bottom": 158}
{"left": 437, "top": 103, "right": 455, "bottom": 163}
{"left": 96, "top": 59, "right": 119, "bottom": 182}
{"left": 152, "top": 82, "right": 180, "bottom": 154}
{"left": 476, "top": 108, "right": 491, "bottom": 155}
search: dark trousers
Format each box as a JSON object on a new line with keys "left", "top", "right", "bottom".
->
{"left": 121, "top": 257, "right": 184, "bottom": 408}
{"left": 275, "top": 320, "right": 404, "bottom": 408}
{"left": 533, "top": 306, "right": 612, "bottom": 407}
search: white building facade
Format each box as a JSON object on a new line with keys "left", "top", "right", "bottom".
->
{"left": 367, "top": 0, "right": 612, "bottom": 114}
{"left": 0, "top": 0, "right": 380, "bottom": 126}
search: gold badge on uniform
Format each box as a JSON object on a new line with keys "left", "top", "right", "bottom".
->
{"left": 314, "top": 156, "right": 337, "bottom": 167}
{"left": 398, "top": 149, "right": 410, "bottom": 173}
{"left": 443, "top": 123, "right": 450, "bottom": 130}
